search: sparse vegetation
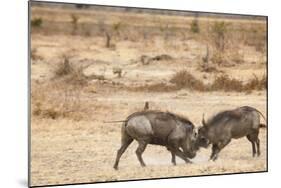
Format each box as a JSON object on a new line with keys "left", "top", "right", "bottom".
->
{"left": 31, "top": 17, "right": 43, "bottom": 28}
{"left": 211, "top": 21, "right": 229, "bottom": 52}
{"left": 211, "top": 50, "right": 227, "bottom": 66}
{"left": 31, "top": 48, "right": 42, "bottom": 61}
{"left": 113, "top": 67, "right": 122, "bottom": 77}
{"left": 71, "top": 14, "right": 79, "bottom": 35}
{"left": 32, "top": 81, "right": 89, "bottom": 121}
{"left": 211, "top": 74, "right": 244, "bottom": 92}
{"left": 52, "top": 55, "right": 104, "bottom": 86}
{"left": 132, "top": 71, "right": 267, "bottom": 93}
{"left": 131, "top": 82, "right": 177, "bottom": 92}
{"left": 170, "top": 70, "right": 205, "bottom": 91}
{"left": 190, "top": 19, "right": 200, "bottom": 33}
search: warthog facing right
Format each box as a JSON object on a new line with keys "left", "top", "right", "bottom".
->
{"left": 113, "top": 110, "right": 198, "bottom": 170}
{"left": 197, "top": 106, "right": 266, "bottom": 161}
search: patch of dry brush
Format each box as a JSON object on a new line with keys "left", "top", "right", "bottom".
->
{"left": 131, "top": 70, "right": 267, "bottom": 93}
{"left": 31, "top": 81, "right": 89, "bottom": 121}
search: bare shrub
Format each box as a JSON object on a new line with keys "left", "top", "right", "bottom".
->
{"left": 243, "top": 25, "right": 267, "bottom": 53}
{"left": 52, "top": 56, "right": 92, "bottom": 86}
{"left": 199, "top": 63, "right": 221, "bottom": 73}
{"left": 130, "top": 71, "right": 266, "bottom": 93}
{"left": 211, "top": 21, "right": 229, "bottom": 52}
{"left": 31, "top": 48, "right": 42, "bottom": 61}
{"left": 112, "top": 22, "right": 122, "bottom": 37}
{"left": 105, "top": 31, "right": 111, "bottom": 48}
{"left": 71, "top": 14, "right": 79, "bottom": 35}
{"left": 190, "top": 19, "right": 200, "bottom": 33}
{"left": 152, "top": 54, "right": 173, "bottom": 61}
{"left": 211, "top": 50, "right": 228, "bottom": 66}
{"left": 230, "top": 51, "right": 244, "bottom": 64}
{"left": 113, "top": 67, "right": 122, "bottom": 78}
{"left": 244, "top": 74, "right": 267, "bottom": 91}
{"left": 170, "top": 70, "right": 205, "bottom": 91}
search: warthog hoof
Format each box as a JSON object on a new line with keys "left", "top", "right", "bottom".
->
{"left": 113, "top": 165, "right": 118, "bottom": 170}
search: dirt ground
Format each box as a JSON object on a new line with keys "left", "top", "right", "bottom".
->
{"left": 30, "top": 4, "right": 267, "bottom": 187}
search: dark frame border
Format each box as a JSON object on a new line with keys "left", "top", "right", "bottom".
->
{"left": 28, "top": 0, "right": 268, "bottom": 187}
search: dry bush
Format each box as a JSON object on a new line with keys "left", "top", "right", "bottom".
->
{"left": 244, "top": 74, "right": 267, "bottom": 91}
{"left": 131, "top": 82, "right": 177, "bottom": 92}
{"left": 210, "top": 21, "right": 230, "bottom": 52}
{"left": 170, "top": 70, "right": 205, "bottom": 91}
{"left": 198, "top": 58, "right": 222, "bottom": 73}
{"left": 210, "top": 74, "right": 267, "bottom": 92}
{"left": 243, "top": 25, "right": 267, "bottom": 53}
{"left": 130, "top": 71, "right": 266, "bottom": 93}
{"left": 31, "top": 48, "right": 42, "bottom": 61}
{"left": 71, "top": 14, "right": 79, "bottom": 35}
{"left": 52, "top": 56, "right": 103, "bottom": 86}
{"left": 32, "top": 81, "right": 91, "bottom": 121}
{"left": 112, "top": 67, "right": 122, "bottom": 78}
{"left": 190, "top": 19, "right": 200, "bottom": 34}
{"left": 31, "top": 17, "right": 42, "bottom": 28}
{"left": 211, "top": 50, "right": 228, "bottom": 66}
{"left": 210, "top": 74, "right": 244, "bottom": 92}
{"left": 229, "top": 51, "right": 244, "bottom": 64}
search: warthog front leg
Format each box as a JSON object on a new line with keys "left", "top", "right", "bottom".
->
{"left": 167, "top": 146, "right": 192, "bottom": 164}
{"left": 167, "top": 147, "right": 176, "bottom": 165}
{"left": 171, "top": 152, "right": 176, "bottom": 165}
{"left": 210, "top": 139, "right": 231, "bottom": 161}
{"left": 136, "top": 141, "right": 148, "bottom": 167}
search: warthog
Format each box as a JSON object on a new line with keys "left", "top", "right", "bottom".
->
{"left": 113, "top": 110, "right": 198, "bottom": 170}
{"left": 197, "top": 106, "right": 266, "bottom": 161}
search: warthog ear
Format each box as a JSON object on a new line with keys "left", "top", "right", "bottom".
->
{"left": 202, "top": 113, "right": 207, "bottom": 127}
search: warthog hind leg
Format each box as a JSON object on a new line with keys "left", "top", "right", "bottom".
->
{"left": 136, "top": 141, "right": 148, "bottom": 167}
{"left": 113, "top": 137, "right": 133, "bottom": 170}
{"left": 247, "top": 132, "right": 260, "bottom": 157}
{"left": 256, "top": 138, "right": 261, "bottom": 156}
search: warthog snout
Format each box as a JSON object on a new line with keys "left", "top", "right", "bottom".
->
{"left": 186, "top": 150, "right": 196, "bottom": 159}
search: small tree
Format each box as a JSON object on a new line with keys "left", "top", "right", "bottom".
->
{"left": 98, "top": 20, "right": 112, "bottom": 48}
{"left": 211, "top": 21, "right": 229, "bottom": 52}
{"left": 71, "top": 14, "right": 79, "bottom": 35}
{"left": 190, "top": 19, "right": 200, "bottom": 33}
{"left": 31, "top": 18, "right": 42, "bottom": 28}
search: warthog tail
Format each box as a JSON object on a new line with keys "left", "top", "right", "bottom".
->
{"left": 103, "top": 120, "right": 127, "bottom": 123}
{"left": 247, "top": 106, "right": 267, "bottom": 128}
{"left": 259, "top": 123, "right": 267, "bottom": 128}
{"left": 253, "top": 108, "right": 267, "bottom": 126}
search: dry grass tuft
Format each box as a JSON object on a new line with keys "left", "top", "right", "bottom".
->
{"left": 244, "top": 74, "right": 267, "bottom": 91}
{"left": 211, "top": 74, "right": 244, "bottom": 92}
{"left": 52, "top": 56, "right": 105, "bottom": 86}
{"left": 131, "top": 82, "right": 177, "bottom": 92}
{"left": 31, "top": 81, "right": 92, "bottom": 121}
{"left": 170, "top": 70, "right": 205, "bottom": 91}
{"left": 31, "top": 48, "right": 43, "bottom": 61}
{"left": 131, "top": 71, "right": 267, "bottom": 93}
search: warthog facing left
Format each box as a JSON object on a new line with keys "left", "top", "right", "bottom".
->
{"left": 197, "top": 106, "right": 266, "bottom": 161}
{"left": 113, "top": 110, "right": 198, "bottom": 170}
